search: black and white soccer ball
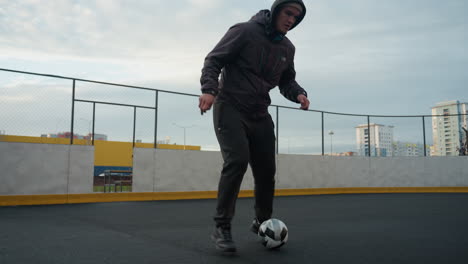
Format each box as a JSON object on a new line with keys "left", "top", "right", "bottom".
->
{"left": 258, "top": 218, "right": 288, "bottom": 249}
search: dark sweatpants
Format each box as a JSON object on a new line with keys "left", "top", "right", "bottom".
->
{"left": 213, "top": 101, "right": 276, "bottom": 226}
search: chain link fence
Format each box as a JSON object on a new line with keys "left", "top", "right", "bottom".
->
{"left": 1, "top": 68, "right": 467, "bottom": 157}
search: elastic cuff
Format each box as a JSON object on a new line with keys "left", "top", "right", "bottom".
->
{"left": 298, "top": 90, "right": 307, "bottom": 97}
{"left": 202, "top": 89, "right": 218, "bottom": 96}
{"left": 294, "top": 90, "right": 307, "bottom": 103}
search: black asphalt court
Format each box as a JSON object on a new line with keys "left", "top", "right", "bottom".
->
{"left": 1, "top": 193, "right": 467, "bottom": 264}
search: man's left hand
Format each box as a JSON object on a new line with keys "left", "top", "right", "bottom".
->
{"left": 297, "top": 94, "right": 309, "bottom": 110}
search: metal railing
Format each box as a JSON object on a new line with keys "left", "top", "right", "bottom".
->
{"left": 1, "top": 67, "right": 467, "bottom": 157}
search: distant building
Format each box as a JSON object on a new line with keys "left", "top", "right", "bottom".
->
{"left": 356, "top": 123, "right": 394, "bottom": 157}
{"left": 430, "top": 145, "right": 436, "bottom": 156}
{"left": 45, "top": 132, "right": 108, "bottom": 141}
{"left": 392, "top": 141, "right": 430, "bottom": 157}
{"left": 330, "top": 151, "right": 358, "bottom": 157}
{"left": 157, "top": 136, "right": 171, "bottom": 145}
{"left": 55, "top": 132, "right": 79, "bottom": 139}
{"left": 431, "top": 100, "right": 468, "bottom": 156}
{"left": 87, "top": 133, "right": 108, "bottom": 141}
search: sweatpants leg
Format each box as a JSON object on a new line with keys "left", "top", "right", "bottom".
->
{"left": 247, "top": 115, "right": 276, "bottom": 222}
{"left": 213, "top": 102, "right": 250, "bottom": 226}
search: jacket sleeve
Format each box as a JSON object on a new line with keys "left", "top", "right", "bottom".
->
{"left": 200, "top": 24, "right": 246, "bottom": 96}
{"left": 278, "top": 59, "right": 307, "bottom": 103}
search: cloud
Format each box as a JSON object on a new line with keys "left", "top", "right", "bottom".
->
{"left": 1, "top": 0, "right": 467, "bottom": 129}
{"left": 0, "top": 95, "right": 35, "bottom": 103}
{"left": 0, "top": 0, "right": 244, "bottom": 87}
{"left": 187, "top": 0, "right": 220, "bottom": 9}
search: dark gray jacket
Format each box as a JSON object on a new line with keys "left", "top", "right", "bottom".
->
{"left": 200, "top": 0, "right": 307, "bottom": 119}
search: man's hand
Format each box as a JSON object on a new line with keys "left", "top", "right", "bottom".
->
{"left": 297, "top": 94, "right": 310, "bottom": 110}
{"left": 199, "top": 94, "right": 215, "bottom": 115}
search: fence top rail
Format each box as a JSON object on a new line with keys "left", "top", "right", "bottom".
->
{"left": 269, "top": 105, "right": 468, "bottom": 118}
{"left": 0, "top": 68, "right": 197, "bottom": 97}
{"left": 2, "top": 67, "right": 467, "bottom": 118}
{"left": 75, "top": 99, "right": 157, "bottom": 110}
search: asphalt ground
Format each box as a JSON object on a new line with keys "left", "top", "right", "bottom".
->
{"left": 1, "top": 193, "right": 467, "bottom": 264}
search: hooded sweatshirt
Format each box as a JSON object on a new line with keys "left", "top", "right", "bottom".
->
{"left": 200, "top": 0, "right": 307, "bottom": 119}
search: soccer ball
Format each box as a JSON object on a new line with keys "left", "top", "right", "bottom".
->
{"left": 258, "top": 218, "right": 288, "bottom": 249}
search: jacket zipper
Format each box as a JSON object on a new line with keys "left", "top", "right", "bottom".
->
{"left": 271, "top": 55, "right": 281, "bottom": 73}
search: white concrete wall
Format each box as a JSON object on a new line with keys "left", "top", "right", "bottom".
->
{"left": 1, "top": 142, "right": 467, "bottom": 196}
{"left": 133, "top": 149, "right": 468, "bottom": 191}
{"left": 0, "top": 142, "right": 94, "bottom": 195}
{"left": 133, "top": 148, "right": 254, "bottom": 192}
{"left": 68, "top": 145, "right": 95, "bottom": 193}
{"left": 276, "top": 155, "right": 468, "bottom": 189}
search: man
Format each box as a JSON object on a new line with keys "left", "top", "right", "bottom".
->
{"left": 459, "top": 145, "right": 466, "bottom": 156}
{"left": 199, "top": 0, "right": 309, "bottom": 252}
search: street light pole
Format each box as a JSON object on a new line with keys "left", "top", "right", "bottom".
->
{"left": 172, "top": 123, "right": 195, "bottom": 150}
{"left": 328, "top": 130, "right": 334, "bottom": 156}
{"left": 183, "top": 127, "right": 186, "bottom": 150}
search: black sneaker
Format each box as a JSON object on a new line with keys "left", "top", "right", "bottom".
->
{"left": 211, "top": 224, "right": 236, "bottom": 252}
{"left": 250, "top": 218, "right": 261, "bottom": 234}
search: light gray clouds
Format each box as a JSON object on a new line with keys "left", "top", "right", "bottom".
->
{"left": 278, "top": 0, "right": 468, "bottom": 114}
{"left": 1, "top": 0, "right": 467, "bottom": 152}
{"left": 2, "top": 0, "right": 466, "bottom": 108}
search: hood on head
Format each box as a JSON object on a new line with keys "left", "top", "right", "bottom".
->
{"left": 270, "top": 0, "right": 306, "bottom": 31}
{"left": 250, "top": 10, "right": 279, "bottom": 40}
{"left": 250, "top": 9, "right": 271, "bottom": 25}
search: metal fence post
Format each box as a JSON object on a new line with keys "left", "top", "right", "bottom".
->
{"left": 321, "top": 112, "right": 324, "bottom": 156}
{"left": 70, "top": 79, "right": 76, "bottom": 145}
{"left": 133, "top": 107, "right": 137, "bottom": 148}
{"left": 92, "top": 102, "right": 96, "bottom": 145}
{"left": 422, "top": 116, "right": 427, "bottom": 157}
{"left": 154, "top": 91, "right": 159, "bottom": 149}
{"left": 276, "top": 106, "right": 279, "bottom": 154}
{"left": 367, "top": 116, "right": 371, "bottom": 157}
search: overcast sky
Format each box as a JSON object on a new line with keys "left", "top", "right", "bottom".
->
{"left": 1, "top": 0, "right": 467, "bottom": 153}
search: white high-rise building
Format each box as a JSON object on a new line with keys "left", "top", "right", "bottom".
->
{"left": 392, "top": 141, "right": 430, "bottom": 157}
{"left": 431, "top": 100, "right": 468, "bottom": 156}
{"left": 356, "top": 123, "right": 394, "bottom": 156}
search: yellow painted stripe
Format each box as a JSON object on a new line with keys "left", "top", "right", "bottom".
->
{"left": 152, "top": 191, "right": 218, "bottom": 200}
{"left": 1, "top": 187, "right": 468, "bottom": 206}
{"left": 67, "top": 193, "right": 156, "bottom": 204}
{"left": 0, "top": 194, "right": 68, "bottom": 206}
{"left": 274, "top": 187, "right": 468, "bottom": 196}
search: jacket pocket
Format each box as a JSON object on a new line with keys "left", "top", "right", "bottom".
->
{"left": 214, "top": 102, "right": 225, "bottom": 133}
